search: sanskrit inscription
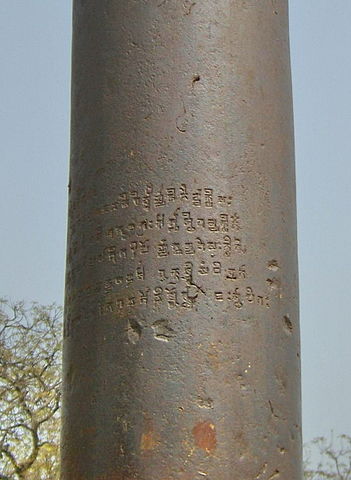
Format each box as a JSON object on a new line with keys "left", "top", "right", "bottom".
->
{"left": 65, "top": 182, "right": 276, "bottom": 334}
{"left": 93, "top": 183, "right": 233, "bottom": 216}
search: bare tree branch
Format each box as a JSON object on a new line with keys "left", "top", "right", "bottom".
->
{"left": 304, "top": 434, "right": 351, "bottom": 480}
{"left": 0, "top": 299, "right": 62, "bottom": 479}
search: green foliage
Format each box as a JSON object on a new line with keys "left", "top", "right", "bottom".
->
{"left": 0, "top": 299, "right": 62, "bottom": 480}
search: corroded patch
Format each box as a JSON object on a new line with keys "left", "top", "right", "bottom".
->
{"left": 192, "top": 421, "right": 217, "bottom": 453}
{"left": 141, "top": 430, "right": 160, "bottom": 452}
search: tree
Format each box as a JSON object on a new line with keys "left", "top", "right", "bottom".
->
{"left": 0, "top": 299, "right": 62, "bottom": 480}
{"left": 1, "top": 297, "right": 351, "bottom": 480}
{"left": 304, "top": 434, "right": 351, "bottom": 480}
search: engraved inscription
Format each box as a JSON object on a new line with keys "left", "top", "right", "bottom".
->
{"left": 65, "top": 181, "right": 275, "bottom": 336}
{"left": 93, "top": 184, "right": 233, "bottom": 216}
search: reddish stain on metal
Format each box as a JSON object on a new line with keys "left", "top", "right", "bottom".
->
{"left": 192, "top": 421, "right": 217, "bottom": 453}
{"left": 140, "top": 415, "right": 160, "bottom": 452}
{"left": 140, "top": 430, "right": 160, "bottom": 452}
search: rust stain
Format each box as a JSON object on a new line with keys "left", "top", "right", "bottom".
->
{"left": 141, "top": 430, "right": 160, "bottom": 451}
{"left": 192, "top": 421, "right": 217, "bottom": 453}
{"left": 140, "top": 414, "right": 160, "bottom": 452}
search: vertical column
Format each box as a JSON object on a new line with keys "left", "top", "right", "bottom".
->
{"left": 61, "top": 1, "right": 302, "bottom": 479}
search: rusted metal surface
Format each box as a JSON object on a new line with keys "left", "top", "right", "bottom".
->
{"left": 61, "top": 1, "right": 302, "bottom": 479}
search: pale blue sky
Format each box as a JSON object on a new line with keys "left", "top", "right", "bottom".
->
{"left": 1, "top": 1, "right": 350, "bottom": 446}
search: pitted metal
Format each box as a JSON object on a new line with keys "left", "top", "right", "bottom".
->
{"left": 61, "top": 1, "right": 302, "bottom": 479}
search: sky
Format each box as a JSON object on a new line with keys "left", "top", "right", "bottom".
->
{"left": 0, "top": 1, "right": 350, "bottom": 448}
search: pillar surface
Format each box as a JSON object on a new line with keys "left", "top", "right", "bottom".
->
{"left": 61, "top": 1, "right": 302, "bottom": 479}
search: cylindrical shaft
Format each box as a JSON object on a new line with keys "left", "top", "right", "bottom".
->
{"left": 61, "top": 1, "right": 302, "bottom": 479}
